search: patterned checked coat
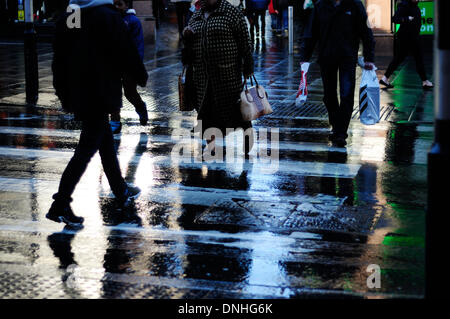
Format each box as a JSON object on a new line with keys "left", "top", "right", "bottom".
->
{"left": 188, "top": 0, "right": 254, "bottom": 130}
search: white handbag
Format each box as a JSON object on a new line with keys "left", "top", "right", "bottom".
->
{"left": 240, "top": 75, "right": 272, "bottom": 121}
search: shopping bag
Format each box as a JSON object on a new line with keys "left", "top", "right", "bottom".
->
{"left": 240, "top": 75, "right": 273, "bottom": 121}
{"left": 295, "top": 62, "right": 310, "bottom": 106}
{"left": 358, "top": 57, "right": 380, "bottom": 125}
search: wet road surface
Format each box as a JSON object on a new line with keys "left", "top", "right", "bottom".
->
{"left": 0, "top": 17, "right": 430, "bottom": 299}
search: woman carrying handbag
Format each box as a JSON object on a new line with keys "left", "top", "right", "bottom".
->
{"left": 183, "top": 0, "right": 255, "bottom": 155}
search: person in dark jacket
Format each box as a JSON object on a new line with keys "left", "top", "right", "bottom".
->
{"left": 300, "top": 0, "right": 375, "bottom": 147}
{"left": 49, "top": 0, "right": 148, "bottom": 227}
{"left": 246, "top": 0, "right": 270, "bottom": 39}
{"left": 380, "top": 0, "right": 433, "bottom": 89}
{"left": 110, "top": 0, "right": 148, "bottom": 134}
{"left": 183, "top": 0, "right": 255, "bottom": 155}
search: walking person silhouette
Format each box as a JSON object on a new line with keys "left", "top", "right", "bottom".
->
{"left": 380, "top": 0, "right": 433, "bottom": 90}
{"left": 48, "top": 0, "right": 148, "bottom": 227}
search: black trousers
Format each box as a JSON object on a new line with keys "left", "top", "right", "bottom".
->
{"left": 175, "top": 2, "right": 190, "bottom": 35}
{"left": 152, "top": 0, "right": 165, "bottom": 29}
{"left": 320, "top": 57, "right": 357, "bottom": 139}
{"left": 53, "top": 115, "right": 127, "bottom": 203}
{"left": 111, "top": 74, "right": 146, "bottom": 121}
{"left": 123, "top": 74, "right": 146, "bottom": 110}
{"left": 385, "top": 36, "right": 427, "bottom": 81}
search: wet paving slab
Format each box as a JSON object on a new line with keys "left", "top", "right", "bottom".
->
{"left": 0, "top": 20, "right": 430, "bottom": 299}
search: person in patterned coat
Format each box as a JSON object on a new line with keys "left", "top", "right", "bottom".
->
{"left": 183, "top": 0, "right": 255, "bottom": 154}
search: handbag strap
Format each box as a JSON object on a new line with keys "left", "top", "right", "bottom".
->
{"left": 252, "top": 75, "right": 259, "bottom": 87}
{"left": 243, "top": 75, "right": 248, "bottom": 91}
{"left": 243, "top": 75, "right": 259, "bottom": 91}
{"left": 242, "top": 75, "right": 266, "bottom": 100}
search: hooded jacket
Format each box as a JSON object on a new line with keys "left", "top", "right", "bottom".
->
{"left": 69, "top": 0, "right": 113, "bottom": 8}
{"left": 393, "top": 0, "right": 422, "bottom": 39}
{"left": 300, "top": 0, "right": 375, "bottom": 63}
{"left": 52, "top": 0, "right": 148, "bottom": 120}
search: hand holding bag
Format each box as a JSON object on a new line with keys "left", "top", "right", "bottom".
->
{"left": 240, "top": 75, "right": 272, "bottom": 121}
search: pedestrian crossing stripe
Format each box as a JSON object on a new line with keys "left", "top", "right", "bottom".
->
{"left": 0, "top": 146, "right": 361, "bottom": 178}
{"left": 0, "top": 126, "right": 389, "bottom": 159}
{"left": 0, "top": 176, "right": 347, "bottom": 209}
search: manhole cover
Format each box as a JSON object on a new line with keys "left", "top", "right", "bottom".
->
{"left": 269, "top": 102, "right": 395, "bottom": 122}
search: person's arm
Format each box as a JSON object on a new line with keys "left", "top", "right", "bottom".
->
{"left": 392, "top": 2, "right": 410, "bottom": 24}
{"left": 233, "top": 10, "right": 254, "bottom": 78}
{"left": 132, "top": 17, "right": 145, "bottom": 60}
{"left": 356, "top": 0, "right": 375, "bottom": 64}
{"left": 117, "top": 15, "right": 148, "bottom": 87}
{"left": 299, "top": 5, "right": 318, "bottom": 62}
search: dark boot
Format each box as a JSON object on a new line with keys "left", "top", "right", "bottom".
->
{"left": 116, "top": 184, "right": 142, "bottom": 208}
{"left": 46, "top": 201, "right": 84, "bottom": 227}
{"left": 135, "top": 103, "right": 148, "bottom": 126}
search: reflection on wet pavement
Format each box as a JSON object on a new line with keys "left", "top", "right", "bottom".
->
{"left": 0, "top": 18, "right": 430, "bottom": 299}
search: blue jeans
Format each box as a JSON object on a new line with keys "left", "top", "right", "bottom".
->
{"left": 319, "top": 57, "right": 357, "bottom": 139}
{"left": 280, "top": 8, "right": 288, "bottom": 30}
{"left": 53, "top": 115, "right": 127, "bottom": 203}
{"left": 270, "top": 13, "right": 280, "bottom": 30}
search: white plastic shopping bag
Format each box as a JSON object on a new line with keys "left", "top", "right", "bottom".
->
{"left": 295, "top": 62, "right": 310, "bottom": 106}
{"left": 358, "top": 57, "right": 380, "bottom": 125}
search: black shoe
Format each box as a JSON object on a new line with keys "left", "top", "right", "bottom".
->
{"left": 379, "top": 79, "right": 394, "bottom": 88}
{"left": 136, "top": 104, "right": 148, "bottom": 126}
{"left": 117, "top": 184, "right": 141, "bottom": 206}
{"left": 332, "top": 136, "right": 347, "bottom": 148}
{"left": 46, "top": 201, "right": 84, "bottom": 227}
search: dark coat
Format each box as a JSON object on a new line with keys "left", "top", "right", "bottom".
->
{"left": 393, "top": 0, "right": 422, "bottom": 40}
{"left": 52, "top": 4, "right": 148, "bottom": 121}
{"left": 300, "top": 0, "right": 375, "bottom": 63}
{"left": 246, "top": 0, "right": 270, "bottom": 12}
{"left": 188, "top": 0, "right": 254, "bottom": 129}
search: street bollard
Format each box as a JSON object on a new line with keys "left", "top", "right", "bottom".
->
{"left": 288, "top": 6, "right": 293, "bottom": 55}
{"left": 24, "top": 0, "right": 38, "bottom": 106}
{"left": 427, "top": 0, "right": 450, "bottom": 299}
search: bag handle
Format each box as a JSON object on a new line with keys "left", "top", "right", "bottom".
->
{"left": 251, "top": 75, "right": 265, "bottom": 99}
{"left": 242, "top": 75, "right": 265, "bottom": 100}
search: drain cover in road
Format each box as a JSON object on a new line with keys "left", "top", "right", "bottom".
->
{"left": 193, "top": 194, "right": 377, "bottom": 233}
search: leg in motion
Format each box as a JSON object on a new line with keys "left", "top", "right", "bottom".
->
{"left": 335, "top": 57, "right": 357, "bottom": 146}
{"left": 320, "top": 61, "right": 339, "bottom": 140}
{"left": 123, "top": 74, "right": 148, "bottom": 125}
